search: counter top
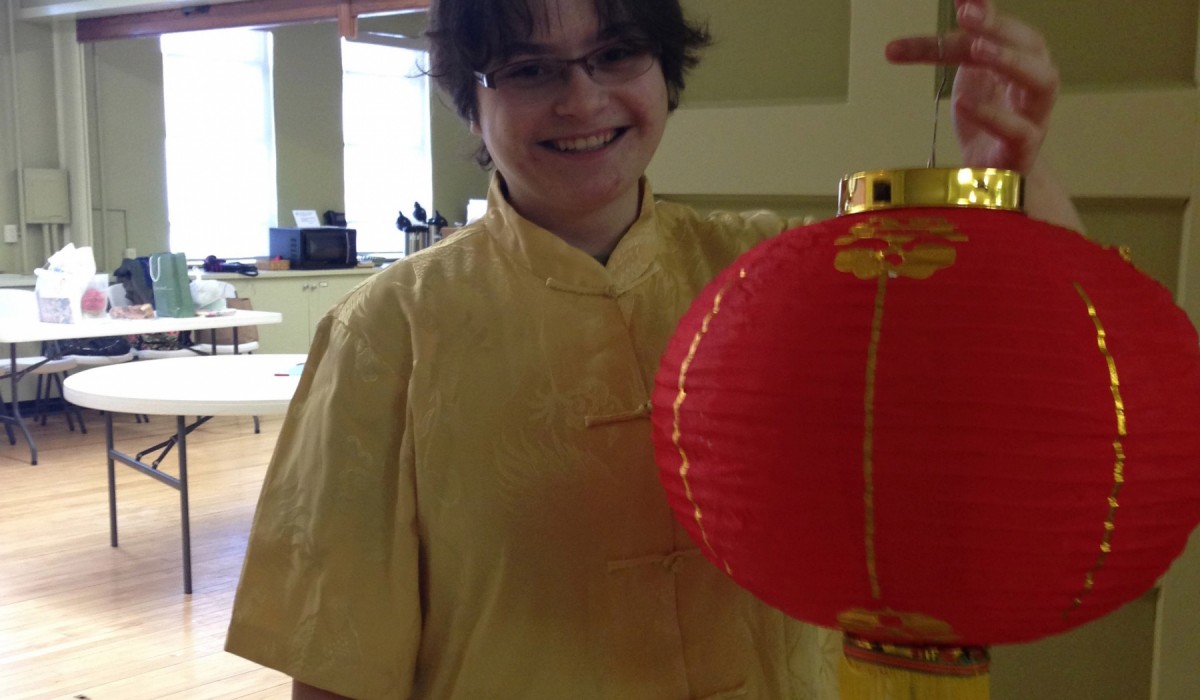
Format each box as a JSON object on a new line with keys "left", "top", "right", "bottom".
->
{"left": 2, "top": 266, "right": 381, "bottom": 288}
{"left": 0, "top": 273, "right": 36, "bottom": 288}
{"left": 202, "top": 266, "right": 382, "bottom": 281}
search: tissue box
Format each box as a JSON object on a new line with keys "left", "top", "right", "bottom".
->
{"left": 34, "top": 271, "right": 81, "bottom": 324}
{"left": 36, "top": 294, "right": 77, "bottom": 323}
{"left": 257, "top": 257, "right": 290, "bottom": 271}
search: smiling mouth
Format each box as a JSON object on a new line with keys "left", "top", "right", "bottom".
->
{"left": 546, "top": 128, "right": 626, "bottom": 153}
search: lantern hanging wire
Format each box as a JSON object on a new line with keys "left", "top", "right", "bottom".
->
{"left": 928, "top": 33, "right": 949, "bottom": 169}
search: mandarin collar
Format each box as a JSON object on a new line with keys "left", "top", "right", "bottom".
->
{"left": 482, "top": 174, "right": 660, "bottom": 296}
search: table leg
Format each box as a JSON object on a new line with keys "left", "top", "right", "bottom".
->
{"left": 106, "top": 411, "right": 118, "bottom": 548}
{"left": 106, "top": 414, "right": 201, "bottom": 595}
{"left": 2, "top": 360, "right": 13, "bottom": 445}
{"left": 231, "top": 329, "right": 261, "bottom": 434}
{"left": 3, "top": 344, "right": 37, "bottom": 464}
{"left": 177, "top": 415, "right": 192, "bottom": 595}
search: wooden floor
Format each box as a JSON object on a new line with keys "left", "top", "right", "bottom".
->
{"left": 0, "top": 408, "right": 291, "bottom": 699}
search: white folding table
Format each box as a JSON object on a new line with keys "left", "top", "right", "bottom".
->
{"left": 0, "top": 309, "right": 281, "bottom": 464}
{"left": 63, "top": 353, "right": 305, "bottom": 594}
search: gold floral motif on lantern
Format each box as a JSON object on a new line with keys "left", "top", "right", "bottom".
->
{"left": 834, "top": 216, "right": 967, "bottom": 280}
{"left": 837, "top": 607, "right": 961, "bottom": 643}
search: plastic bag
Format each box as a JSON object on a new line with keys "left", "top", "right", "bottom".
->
{"left": 33, "top": 243, "right": 97, "bottom": 323}
{"left": 81, "top": 273, "right": 109, "bottom": 319}
{"left": 190, "top": 279, "right": 227, "bottom": 312}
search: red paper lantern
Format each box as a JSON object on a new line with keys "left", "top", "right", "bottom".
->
{"left": 652, "top": 168, "right": 1200, "bottom": 653}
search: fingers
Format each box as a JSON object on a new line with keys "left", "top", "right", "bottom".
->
{"left": 887, "top": 0, "right": 1056, "bottom": 79}
{"left": 957, "top": 0, "right": 1059, "bottom": 118}
{"left": 886, "top": 1, "right": 1059, "bottom": 129}
{"left": 953, "top": 92, "right": 1043, "bottom": 171}
{"left": 957, "top": 0, "right": 1046, "bottom": 60}
{"left": 883, "top": 0, "right": 1060, "bottom": 173}
{"left": 888, "top": 15, "right": 1048, "bottom": 70}
{"left": 884, "top": 33, "right": 971, "bottom": 64}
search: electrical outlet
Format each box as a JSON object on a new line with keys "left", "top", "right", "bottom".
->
{"left": 3, "top": 224, "right": 18, "bottom": 244}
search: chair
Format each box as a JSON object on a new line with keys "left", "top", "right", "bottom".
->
{"left": 4, "top": 356, "right": 87, "bottom": 432}
{"left": 56, "top": 337, "right": 137, "bottom": 370}
{"left": 0, "top": 289, "right": 87, "bottom": 433}
{"left": 131, "top": 335, "right": 202, "bottom": 360}
{"left": 0, "top": 288, "right": 39, "bottom": 325}
{"left": 106, "top": 281, "right": 135, "bottom": 310}
{"left": 191, "top": 281, "right": 261, "bottom": 355}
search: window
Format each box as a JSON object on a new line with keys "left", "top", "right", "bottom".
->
{"left": 341, "top": 39, "right": 432, "bottom": 255}
{"left": 161, "top": 29, "right": 277, "bottom": 258}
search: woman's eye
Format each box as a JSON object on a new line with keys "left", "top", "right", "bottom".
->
{"left": 500, "top": 61, "right": 552, "bottom": 83}
{"left": 595, "top": 44, "right": 641, "bottom": 65}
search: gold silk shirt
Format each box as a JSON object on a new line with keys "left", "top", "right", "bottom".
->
{"left": 226, "top": 177, "right": 839, "bottom": 699}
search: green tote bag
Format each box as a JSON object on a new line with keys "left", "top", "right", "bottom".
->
{"left": 148, "top": 252, "right": 195, "bottom": 318}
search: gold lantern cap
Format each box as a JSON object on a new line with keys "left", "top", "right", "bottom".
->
{"left": 838, "top": 167, "right": 1024, "bottom": 216}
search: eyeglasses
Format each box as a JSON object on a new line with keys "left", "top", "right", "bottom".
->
{"left": 475, "top": 41, "right": 657, "bottom": 95}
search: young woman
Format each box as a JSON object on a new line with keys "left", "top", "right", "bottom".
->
{"left": 226, "top": 1, "right": 1082, "bottom": 697}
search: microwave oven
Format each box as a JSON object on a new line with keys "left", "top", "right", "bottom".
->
{"left": 269, "top": 227, "right": 357, "bottom": 269}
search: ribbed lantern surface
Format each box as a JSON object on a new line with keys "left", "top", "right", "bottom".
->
{"left": 651, "top": 169, "right": 1200, "bottom": 646}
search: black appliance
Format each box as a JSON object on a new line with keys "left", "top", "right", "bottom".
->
{"left": 269, "top": 227, "right": 357, "bottom": 269}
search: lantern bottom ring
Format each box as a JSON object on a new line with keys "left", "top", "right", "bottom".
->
{"left": 842, "top": 634, "right": 991, "bottom": 677}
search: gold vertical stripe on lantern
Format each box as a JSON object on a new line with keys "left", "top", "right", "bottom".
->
{"left": 835, "top": 216, "right": 968, "bottom": 602}
{"left": 1066, "top": 282, "right": 1129, "bottom": 617}
{"left": 862, "top": 270, "right": 888, "bottom": 601}
{"left": 671, "top": 269, "right": 747, "bottom": 576}
{"left": 833, "top": 211, "right": 987, "bottom": 700}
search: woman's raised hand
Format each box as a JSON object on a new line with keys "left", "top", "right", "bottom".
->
{"left": 885, "top": 0, "right": 1059, "bottom": 174}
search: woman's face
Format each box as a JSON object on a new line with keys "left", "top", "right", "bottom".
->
{"left": 471, "top": 0, "right": 670, "bottom": 233}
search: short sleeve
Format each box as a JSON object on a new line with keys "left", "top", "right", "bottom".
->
{"left": 225, "top": 295, "right": 419, "bottom": 699}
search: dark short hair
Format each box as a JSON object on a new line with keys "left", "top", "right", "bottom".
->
{"left": 426, "top": 0, "right": 711, "bottom": 167}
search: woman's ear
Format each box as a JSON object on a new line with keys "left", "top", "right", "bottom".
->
{"left": 469, "top": 120, "right": 481, "bottom": 136}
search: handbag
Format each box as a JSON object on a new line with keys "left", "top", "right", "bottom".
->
{"left": 113, "top": 257, "right": 155, "bottom": 307}
{"left": 55, "top": 336, "right": 132, "bottom": 357}
{"left": 148, "top": 252, "right": 195, "bottom": 318}
{"left": 134, "top": 331, "right": 193, "bottom": 351}
{"left": 203, "top": 255, "right": 259, "bottom": 276}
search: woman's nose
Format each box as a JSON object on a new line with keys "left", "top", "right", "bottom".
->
{"left": 553, "top": 63, "right": 608, "bottom": 116}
